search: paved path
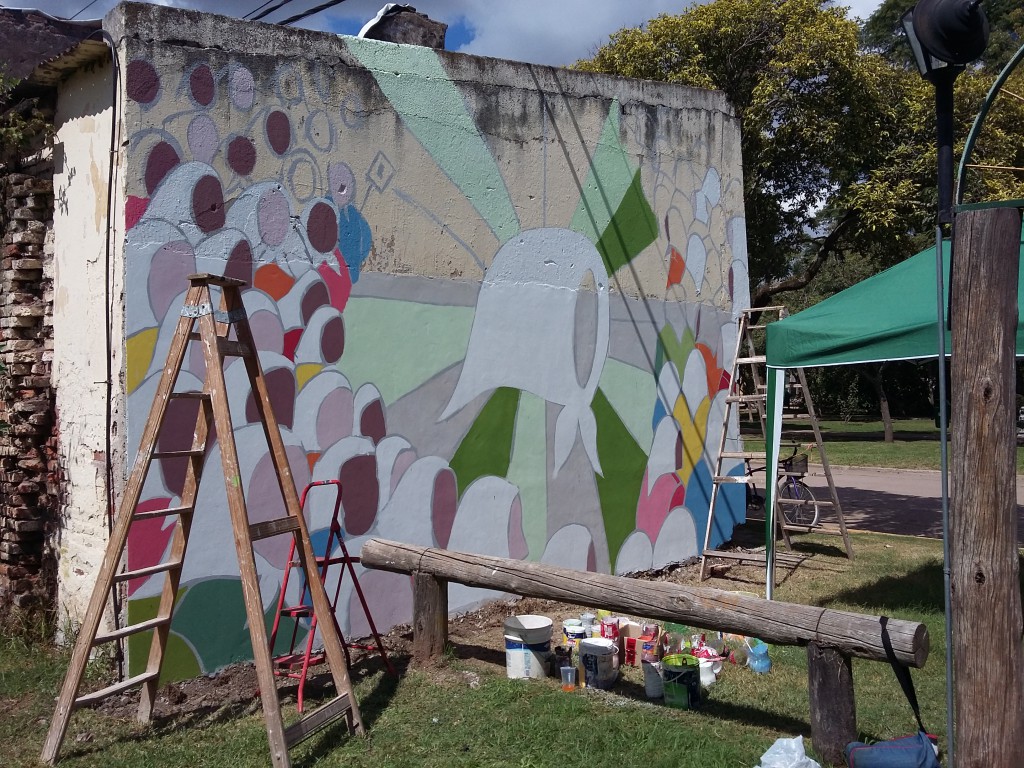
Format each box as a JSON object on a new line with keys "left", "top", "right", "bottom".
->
{"left": 800, "top": 465, "right": 1024, "bottom": 544}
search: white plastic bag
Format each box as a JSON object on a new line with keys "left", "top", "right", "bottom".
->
{"left": 757, "top": 736, "right": 822, "bottom": 768}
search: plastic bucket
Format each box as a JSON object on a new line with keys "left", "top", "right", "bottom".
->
{"left": 642, "top": 660, "right": 663, "bottom": 699}
{"left": 504, "top": 615, "right": 553, "bottom": 680}
{"left": 563, "top": 619, "right": 587, "bottom": 646}
{"left": 661, "top": 654, "right": 700, "bottom": 709}
{"left": 579, "top": 637, "right": 619, "bottom": 690}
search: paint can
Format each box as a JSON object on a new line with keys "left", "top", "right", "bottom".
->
{"left": 642, "top": 660, "right": 664, "bottom": 699}
{"left": 562, "top": 619, "right": 587, "bottom": 646}
{"left": 579, "top": 637, "right": 619, "bottom": 690}
{"left": 661, "top": 654, "right": 701, "bottom": 709}
{"left": 503, "top": 615, "right": 553, "bottom": 680}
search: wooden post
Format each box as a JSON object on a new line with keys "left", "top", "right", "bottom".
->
{"left": 950, "top": 207, "right": 1024, "bottom": 767}
{"left": 412, "top": 572, "right": 448, "bottom": 664}
{"left": 806, "top": 642, "right": 855, "bottom": 766}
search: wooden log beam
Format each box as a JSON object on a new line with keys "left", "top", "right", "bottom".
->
{"left": 950, "top": 207, "right": 1024, "bottom": 767}
{"left": 360, "top": 538, "right": 929, "bottom": 667}
{"left": 807, "top": 642, "right": 856, "bottom": 766}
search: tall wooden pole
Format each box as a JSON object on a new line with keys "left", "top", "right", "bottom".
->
{"left": 950, "top": 206, "right": 1024, "bottom": 766}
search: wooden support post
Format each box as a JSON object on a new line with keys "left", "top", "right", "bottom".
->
{"left": 806, "top": 642, "right": 855, "bottom": 766}
{"left": 412, "top": 572, "right": 448, "bottom": 664}
{"left": 950, "top": 207, "right": 1024, "bottom": 767}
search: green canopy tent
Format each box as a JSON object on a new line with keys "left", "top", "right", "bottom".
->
{"left": 761, "top": 230, "right": 1024, "bottom": 595}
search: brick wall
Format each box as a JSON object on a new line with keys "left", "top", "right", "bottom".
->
{"left": 0, "top": 163, "right": 59, "bottom": 612}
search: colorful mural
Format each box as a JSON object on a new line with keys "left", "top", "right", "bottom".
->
{"left": 118, "top": 36, "right": 747, "bottom": 677}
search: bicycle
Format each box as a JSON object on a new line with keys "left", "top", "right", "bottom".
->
{"left": 744, "top": 445, "right": 820, "bottom": 527}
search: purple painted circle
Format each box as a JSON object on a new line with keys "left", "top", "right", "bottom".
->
{"left": 320, "top": 316, "right": 345, "bottom": 363}
{"left": 189, "top": 65, "right": 215, "bottom": 106}
{"left": 266, "top": 111, "right": 291, "bottom": 155}
{"left": 186, "top": 114, "right": 219, "bottom": 163}
{"left": 257, "top": 188, "right": 289, "bottom": 246}
{"left": 192, "top": 175, "right": 225, "bottom": 233}
{"left": 306, "top": 202, "right": 337, "bottom": 254}
{"left": 227, "top": 136, "right": 256, "bottom": 176}
{"left": 300, "top": 282, "right": 329, "bottom": 325}
{"left": 126, "top": 59, "right": 160, "bottom": 104}
{"left": 327, "top": 162, "right": 355, "bottom": 207}
{"left": 230, "top": 66, "right": 255, "bottom": 110}
{"left": 144, "top": 142, "right": 180, "bottom": 195}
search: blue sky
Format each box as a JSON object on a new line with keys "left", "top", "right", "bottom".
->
{"left": 9, "top": 0, "right": 885, "bottom": 67}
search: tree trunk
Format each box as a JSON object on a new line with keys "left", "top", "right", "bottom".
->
{"left": 859, "top": 363, "right": 893, "bottom": 442}
{"left": 950, "top": 207, "right": 1024, "bottom": 767}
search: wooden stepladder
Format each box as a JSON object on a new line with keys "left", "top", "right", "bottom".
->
{"left": 699, "top": 307, "right": 852, "bottom": 582}
{"left": 42, "top": 274, "right": 363, "bottom": 767}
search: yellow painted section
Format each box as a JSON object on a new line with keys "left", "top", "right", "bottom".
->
{"left": 296, "top": 363, "right": 323, "bottom": 390}
{"left": 674, "top": 394, "right": 710, "bottom": 484}
{"left": 126, "top": 328, "right": 158, "bottom": 393}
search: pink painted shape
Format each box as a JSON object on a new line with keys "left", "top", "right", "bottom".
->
{"left": 125, "top": 196, "right": 149, "bottom": 230}
{"left": 635, "top": 470, "right": 684, "bottom": 539}
{"left": 316, "top": 387, "right": 353, "bottom": 449}
{"left": 507, "top": 495, "right": 528, "bottom": 560}
{"left": 430, "top": 468, "right": 457, "bottom": 549}
{"left": 149, "top": 241, "right": 196, "bottom": 319}
{"left": 156, "top": 398, "right": 201, "bottom": 496}
{"left": 318, "top": 258, "right": 351, "bottom": 313}
{"left": 390, "top": 449, "right": 417, "bottom": 494}
{"left": 246, "top": 367, "right": 295, "bottom": 428}
{"left": 248, "top": 310, "right": 285, "bottom": 356}
{"left": 126, "top": 497, "right": 175, "bottom": 596}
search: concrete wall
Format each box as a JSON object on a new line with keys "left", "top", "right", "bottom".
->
{"left": 56, "top": 2, "right": 748, "bottom": 677}
{"left": 51, "top": 58, "right": 123, "bottom": 636}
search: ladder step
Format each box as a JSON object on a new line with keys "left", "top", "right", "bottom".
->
{"left": 284, "top": 693, "right": 352, "bottom": 748}
{"left": 736, "top": 355, "right": 767, "bottom": 365}
{"left": 169, "top": 392, "right": 211, "bottom": 401}
{"left": 274, "top": 651, "right": 325, "bottom": 669}
{"left": 74, "top": 671, "right": 160, "bottom": 708}
{"left": 217, "top": 338, "right": 251, "bottom": 358}
{"left": 726, "top": 394, "right": 766, "bottom": 404}
{"left": 114, "top": 558, "right": 183, "bottom": 583}
{"left": 133, "top": 505, "right": 193, "bottom": 521}
{"left": 279, "top": 604, "right": 313, "bottom": 618}
{"left": 712, "top": 475, "right": 752, "bottom": 484}
{"left": 720, "top": 451, "right": 766, "bottom": 459}
{"left": 250, "top": 516, "right": 300, "bottom": 541}
{"left": 151, "top": 449, "right": 205, "bottom": 460}
{"left": 94, "top": 615, "right": 171, "bottom": 645}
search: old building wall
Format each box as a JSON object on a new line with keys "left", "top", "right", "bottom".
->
{"left": 49, "top": 1, "right": 749, "bottom": 677}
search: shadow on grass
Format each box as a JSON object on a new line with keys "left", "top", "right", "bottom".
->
{"left": 814, "top": 554, "right": 1024, "bottom": 615}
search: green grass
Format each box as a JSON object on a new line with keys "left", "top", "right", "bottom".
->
{"left": 2, "top": 532, "right": 991, "bottom": 768}
{"left": 743, "top": 417, "right": 1024, "bottom": 471}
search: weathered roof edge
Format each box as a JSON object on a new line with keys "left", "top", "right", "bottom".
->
{"left": 0, "top": 8, "right": 107, "bottom": 89}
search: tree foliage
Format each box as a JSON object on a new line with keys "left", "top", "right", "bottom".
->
{"left": 0, "top": 67, "right": 52, "bottom": 169}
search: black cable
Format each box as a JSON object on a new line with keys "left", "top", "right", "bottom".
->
{"left": 243, "top": 0, "right": 281, "bottom": 20}
{"left": 248, "top": 0, "right": 300, "bottom": 23}
{"left": 278, "top": 0, "right": 350, "bottom": 27}
{"left": 69, "top": 0, "right": 102, "bottom": 20}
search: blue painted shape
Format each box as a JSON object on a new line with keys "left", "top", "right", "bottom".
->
{"left": 337, "top": 204, "right": 372, "bottom": 283}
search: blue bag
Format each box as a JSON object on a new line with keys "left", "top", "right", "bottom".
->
{"left": 846, "top": 731, "right": 939, "bottom": 768}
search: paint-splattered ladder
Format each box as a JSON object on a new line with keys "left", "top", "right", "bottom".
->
{"left": 699, "top": 307, "right": 852, "bottom": 584}
{"left": 41, "top": 274, "right": 363, "bottom": 768}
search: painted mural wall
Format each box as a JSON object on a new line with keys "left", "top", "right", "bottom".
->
{"left": 110, "top": 7, "right": 748, "bottom": 678}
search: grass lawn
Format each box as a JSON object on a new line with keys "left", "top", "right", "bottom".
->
{"left": 1, "top": 532, "right": 976, "bottom": 768}
{"left": 743, "top": 416, "right": 1024, "bottom": 472}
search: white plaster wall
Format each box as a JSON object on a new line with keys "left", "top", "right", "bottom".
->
{"left": 51, "top": 59, "right": 125, "bottom": 637}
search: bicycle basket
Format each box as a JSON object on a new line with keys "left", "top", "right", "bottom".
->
{"left": 788, "top": 454, "right": 808, "bottom": 474}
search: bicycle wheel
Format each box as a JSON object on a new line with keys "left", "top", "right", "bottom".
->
{"left": 777, "top": 479, "right": 820, "bottom": 527}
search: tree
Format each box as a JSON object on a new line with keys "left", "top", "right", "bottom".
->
{"left": 0, "top": 66, "right": 52, "bottom": 169}
{"left": 576, "top": 0, "right": 926, "bottom": 305}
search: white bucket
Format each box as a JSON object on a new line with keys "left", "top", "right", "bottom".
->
{"left": 579, "top": 637, "right": 619, "bottom": 690}
{"left": 642, "top": 660, "right": 663, "bottom": 699}
{"left": 504, "top": 615, "right": 553, "bottom": 680}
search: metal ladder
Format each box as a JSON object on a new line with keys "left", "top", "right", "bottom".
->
{"left": 269, "top": 479, "right": 395, "bottom": 713}
{"left": 699, "top": 307, "right": 852, "bottom": 582}
{"left": 41, "top": 274, "right": 363, "bottom": 767}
